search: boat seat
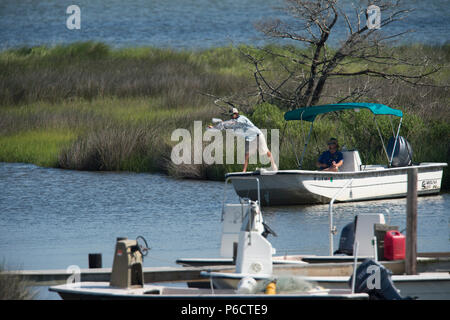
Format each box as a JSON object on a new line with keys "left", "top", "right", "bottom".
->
{"left": 340, "top": 150, "right": 362, "bottom": 172}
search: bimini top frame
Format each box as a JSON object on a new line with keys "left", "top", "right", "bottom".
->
{"left": 283, "top": 103, "right": 404, "bottom": 168}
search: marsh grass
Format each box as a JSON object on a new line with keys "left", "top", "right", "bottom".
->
{"left": 0, "top": 42, "right": 448, "bottom": 187}
{"left": 0, "top": 129, "right": 76, "bottom": 167}
{"left": 0, "top": 263, "right": 37, "bottom": 300}
{"left": 0, "top": 42, "right": 248, "bottom": 106}
{"left": 58, "top": 123, "right": 169, "bottom": 172}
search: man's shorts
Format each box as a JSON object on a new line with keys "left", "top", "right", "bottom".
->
{"left": 245, "top": 134, "right": 269, "bottom": 156}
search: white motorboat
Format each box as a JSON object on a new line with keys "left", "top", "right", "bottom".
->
{"left": 198, "top": 178, "right": 450, "bottom": 300}
{"left": 226, "top": 103, "right": 447, "bottom": 205}
{"left": 49, "top": 281, "right": 368, "bottom": 300}
{"left": 201, "top": 232, "right": 450, "bottom": 300}
{"left": 177, "top": 177, "right": 449, "bottom": 273}
{"left": 50, "top": 282, "right": 230, "bottom": 300}
{"left": 202, "top": 268, "right": 450, "bottom": 300}
{"left": 177, "top": 177, "right": 377, "bottom": 268}
{"left": 49, "top": 236, "right": 367, "bottom": 300}
{"left": 177, "top": 177, "right": 311, "bottom": 268}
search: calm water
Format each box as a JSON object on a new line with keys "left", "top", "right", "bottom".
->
{"left": 0, "top": 162, "right": 448, "bottom": 299}
{"left": 0, "top": 0, "right": 449, "bottom": 50}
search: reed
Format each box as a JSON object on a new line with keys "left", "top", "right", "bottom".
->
{"left": 0, "top": 263, "right": 36, "bottom": 300}
{"left": 58, "top": 123, "right": 167, "bottom": 172}
{"left": 0, "top": 42, "right": 248, "bottom": 106}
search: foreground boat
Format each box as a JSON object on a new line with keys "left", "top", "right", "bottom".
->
{"left": 195, "top": 176, "right": 450, "bottom": 300}
{"left": 177, "top": 176, "right": 373, "bottom": 268}
{"left": 177, "top": 177, "right": 449, "bottom": 276}
{"left": 49, "top": 282, "right": 368, "bottom": 300}
{"left": 178, "top": 176, "right": 310, "bottom": 268}
{"left": 199, "top": 206, "right": 450, "bottom": 300}
{"left": 202, "top": 265, "right": 450, "bottom": 300}
{"left": 49, "top": 237, "right": 367, "bottom": 300}
{"left": 227, "top": 103, "right": 447, "bottom": 205}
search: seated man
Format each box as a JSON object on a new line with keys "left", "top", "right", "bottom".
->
{"left": 317, "top": 138, "right": 344, "bottom": 172}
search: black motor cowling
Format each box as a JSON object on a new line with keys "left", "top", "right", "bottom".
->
{"left": 334, "top": 221, "right": 355, "bottom": 256}
{"left": 348, "top": 259, "right": 412, "bottom": 300}
{"left": 387, "top": 136, "right": 413, "bottom": 167}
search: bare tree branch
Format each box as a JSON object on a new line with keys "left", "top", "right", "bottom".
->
{"left": 210, "top": 0, "right": 446, "bottom": 112}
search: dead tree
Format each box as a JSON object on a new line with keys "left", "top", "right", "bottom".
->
{"left": 241, "top": 0, "right": 442, "bottom": 109}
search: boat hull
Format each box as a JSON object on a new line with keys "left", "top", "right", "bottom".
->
{"left": 206, "top": 272, "right": 450, "bottom": 300}
{"left": 226, "top": 163, "right": 447, "bottom": 205}
{"left": 49, "top": 282, "right": 367, "bottom": 300}
{"left": 304, "top": 274, "right": 450, "bottom": 300}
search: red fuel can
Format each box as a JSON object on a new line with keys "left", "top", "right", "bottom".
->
{"left": 384, "top": 230, "right": 406, "bottom": 260}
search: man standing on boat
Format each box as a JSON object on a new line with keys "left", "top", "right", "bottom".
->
{"left": 317, "top": 138, "right": 344, "bottom": 172}
{"left": 208, "top": 108, "right": 277, "bottom": 172}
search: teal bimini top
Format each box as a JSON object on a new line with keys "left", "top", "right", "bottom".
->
{"left": 284, "top": 102, "right": 403, "bottom": 122}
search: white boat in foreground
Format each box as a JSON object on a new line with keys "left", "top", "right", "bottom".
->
{"left": 203, "top": 270, "right": 450, "bottom": 300}
{"left": 49, "top": 281, "right": 368, "bottom": 300}
{"left": 178, "top": 177, "right": 449, "bottom": 277}
{"left": 227, "top": 103, "right": 447, "bottom": 205}
{"left": 198, "top": 178, "right": 450, "bottom": 300}
{"left": 49, "top": 237, "right": 367, "bottom": 300}
{"left": 201, "top": 225, "right": 450, "bottom": 300}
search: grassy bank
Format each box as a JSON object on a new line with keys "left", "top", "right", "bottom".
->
{"left": 0, "top": 42, "right": 448, "bottom": 188}
{"left": 0, "top": 263, "right": 36, "bottom": 300}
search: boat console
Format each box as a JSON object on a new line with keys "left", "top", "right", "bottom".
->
{"left": 340, "top": 150, "right": 362, "bottom": 172}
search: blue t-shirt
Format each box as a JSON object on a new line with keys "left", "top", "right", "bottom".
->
{"left": 318, "top": 150, "right": 343, "bottom": 170}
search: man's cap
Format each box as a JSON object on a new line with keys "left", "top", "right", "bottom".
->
{"left": 328, "top": 137, "right": 338, "bottom": 145}
{"left": 230, "top": 108, "right": 239, "bottom": 114}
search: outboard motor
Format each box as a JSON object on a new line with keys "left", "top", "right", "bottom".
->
{"left": 349, "top": 259, "right": 412, "bottom": 300}
{"left": 387, "top": 136, "right": 413, "bottom": 167}
{"left": 334, "top": 220, "right": 355, "bottom": 255}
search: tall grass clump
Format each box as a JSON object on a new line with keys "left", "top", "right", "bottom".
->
{"left": 0, "top": 263, "right": 36, "bottom": 300}
{"left": 58, "top": 123, "right": 170, "bottom": 172}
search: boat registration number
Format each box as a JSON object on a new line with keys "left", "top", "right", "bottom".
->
{"left": 421, "top": 179, "right": 438, "bottom": 190}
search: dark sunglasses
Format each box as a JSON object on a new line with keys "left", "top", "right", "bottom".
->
{"left": 328, "top": 142, "right": 336, "bottom": 145}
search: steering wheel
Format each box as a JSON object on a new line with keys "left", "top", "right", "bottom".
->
{"left": 262, "top": 222, "right": 278, "bottom": 238}
{"left": 136, "top": 235, "right": 150, "bottom": 257}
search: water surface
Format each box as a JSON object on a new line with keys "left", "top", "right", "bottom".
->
{"left": 1, "top": 0, "right": 449, "bottom": 50}
{"left": 0, "top": 163, "right": 448, "bottom": 298}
